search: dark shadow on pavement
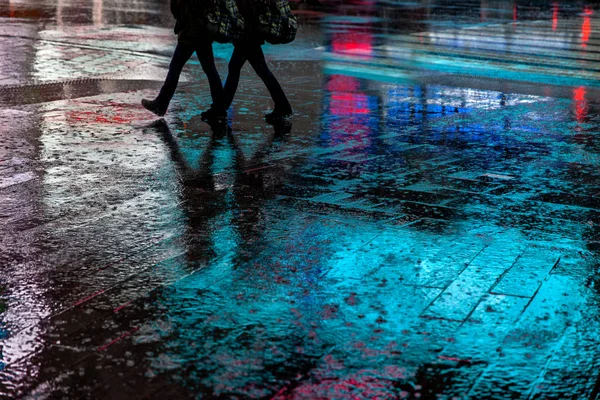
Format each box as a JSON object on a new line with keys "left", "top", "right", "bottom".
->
{"left": 150, "top": 118, "right": 293, "bottom": 269}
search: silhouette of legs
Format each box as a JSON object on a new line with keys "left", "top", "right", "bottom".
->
{"left": 143, "top": 39, "right": 225, "bottom": 118}
{"left": 246, "top": 45, "right": 291, "bottom": 116}
{"left": 155, "top": 43, "right": 195, "bottom": 110}
{"left": 224, "top": 42, "right": 292, "bottom": 121}
{"left": 223, "top": 45, "right": 246, "bottom": 110}
{"left": 196, "top": 40, "right": 226, "bottom": 115}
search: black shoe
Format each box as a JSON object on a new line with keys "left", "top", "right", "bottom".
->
{"left": 265, "top": 107, "right": 292, "bottom": 123}
{"left": 271, "top": 119, "right": 292, "bottom": 135}
{"left": 201, "top": 107, "right": 227, "bottom": 123}
{"left": 142, "top": 99, "right": 168, "bottom": 117}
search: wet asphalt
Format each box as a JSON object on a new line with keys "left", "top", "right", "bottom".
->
{"left": 1, "top": 0, "right": 600, "bottom": 398}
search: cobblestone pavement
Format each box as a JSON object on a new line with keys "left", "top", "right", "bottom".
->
{"left": 1, "top": 0, "right": 600, "bottom": 399}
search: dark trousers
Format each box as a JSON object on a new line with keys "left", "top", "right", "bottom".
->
{"left": 224, "top": 43, "right": 291, "bottom": 111}
{"left": 157, "top": 40, "right": 225, "bottom": 111}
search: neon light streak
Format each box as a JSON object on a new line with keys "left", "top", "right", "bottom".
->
{"left": 574, "top": 87, "right": 587, "bottom": 123}
{"left": 332, "top": 30, "right": 373, "bottom": 59}
{"left": 582, "top": 7, "right": 592, "bottom": 48}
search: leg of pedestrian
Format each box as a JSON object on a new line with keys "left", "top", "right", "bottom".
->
{"left": 222, "top": 45, "right": 248, "bottom": 111}
{"left": 142, "top": 43, "right": 195, "bottom": 116}
{"left": 246, "top": 44, "right": 292, "bottom": 122}
{"left": 196, "top": 40, "right": 227, "bottom": 122}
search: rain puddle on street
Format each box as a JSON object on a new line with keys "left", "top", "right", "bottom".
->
{"left": 1, "top": 0, "right": 600, "bottom": 398}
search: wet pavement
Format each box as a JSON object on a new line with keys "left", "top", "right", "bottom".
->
{"left": 1, "top": 0, "right": 600, "bottom": 398}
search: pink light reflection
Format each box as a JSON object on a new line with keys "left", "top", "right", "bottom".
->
{"left": 330, "top": 93, "right": 370, "bottom": 116}
{"left": 326, "top": 75, "right": 373, "bottom": 155}
{"left": 327, "top": 75, "right": 370, "bottom": 116}
{"left": 327, "top": 75, "right": 359, "bottom": 93}
{"left": 331, "top": 30, "right": 373, "bottom": 59}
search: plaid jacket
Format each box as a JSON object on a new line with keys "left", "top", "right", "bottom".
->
{"left": 174, "top": 0, "right": 244, "bottom": 43}
{"left": 254, "top": 0, "right": 297, "bottom": 44}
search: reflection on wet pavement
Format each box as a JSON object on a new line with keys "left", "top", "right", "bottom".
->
{"left": 1, "top": 0, "right": 600, "bottom": 398}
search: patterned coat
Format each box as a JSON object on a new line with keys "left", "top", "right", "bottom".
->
{"left": 171, "top": 0, "right": 244, "bottom": 44}
{"left": 236, "top": 0, "right": 297, "bottom": 45}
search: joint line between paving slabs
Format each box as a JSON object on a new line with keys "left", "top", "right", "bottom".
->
{"left": 519, "top": 256, "right": 562, "bottom": 318}
{"left": 488, "top": 292, "right": 531, "bottom": 299}
{"left": 526, "top": 329, "right": 570, "bottom": 400}
{"left": 465, "top": 363, "right": 495, "bottom": 398}
{"left": 487, "top": 251, "right": 525, "bottom": 295}
{"left": 359, "top": 234, "right": 381, "bottom": 250}
{"left": 420, "top": 315, "right": 464, "bottom": 323}
{"left": 418, "top": 244, "right": 488, "bottom": 320}
{"left": 459, "top": 251, "right": 525, "bottom": 327}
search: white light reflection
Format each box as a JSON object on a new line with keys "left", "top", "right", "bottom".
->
{"left": 93, "top": 0, "right": 103, "bottom": 27}
{"left": 56, "top": 0, "right": 64, "bottom": 28}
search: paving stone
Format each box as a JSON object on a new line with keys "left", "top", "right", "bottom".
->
{"left": 422, "top": 240, "right": 523, "bottom": 321}
{"left": 441, "top": 294, "right": 530, "bottom": 361}
{"left": 491, "top": 249, "right": 561, "bottom": 298}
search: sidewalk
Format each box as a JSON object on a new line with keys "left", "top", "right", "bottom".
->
{"left": 1, "top": 1, "right": 600, "bottom": 399}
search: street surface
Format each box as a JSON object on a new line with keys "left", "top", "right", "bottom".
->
{"left": 1, "top": 0, "right": 600, "bottom": 398}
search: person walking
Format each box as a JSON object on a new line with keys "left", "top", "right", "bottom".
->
{"left": 223, "top": 0, "right": 296, "bottom": 123}
{"left": 142, "top": 0, "right": 242, "bottom": 121}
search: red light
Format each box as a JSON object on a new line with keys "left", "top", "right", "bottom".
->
{"left": 64, "top": 102, "right": 143, "bottom": 125}
{"left": 552, "top": 3, "right": 558, "bottom": 31}
{"left": 67, "top": 111, "right": 131, "bottom": 124}
{"left": 574, "top": 87, "right": 587, "bottom": 123}
{"left": 330, "top": 93, "right": 370, "bottom": 116}
{"left": 582, "top": 8, "right": 592, "bottom": 48}
{"left": 331, "top": 30, "right": 373, "bottom": 59}
{"left": 574, "top": 87, "right": 585, "bottom": 102}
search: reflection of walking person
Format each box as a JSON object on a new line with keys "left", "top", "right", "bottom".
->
{"left": 142, "top": 0, "right": 242, "bottom": 122}
{"left": 224, "top": 0, "right": 297, "bottom": 123}
{"left": 150, "top": 118, "right": 292, "bottom": 266}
